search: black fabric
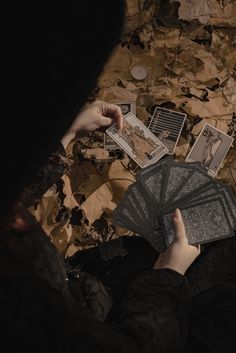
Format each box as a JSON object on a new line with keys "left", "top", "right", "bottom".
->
{"left": 65, "top": 236, "right": 158, "bottom": 308}
{"left": 66, "top": 234, "right": 236, "bottom": 352}
{"left": 1, "top": 219, "right": 236, "bottom": 352}
{"left": 0, "top": 225, "right": 191, "bottom": 353}
{"left": 1, "top": 1, "right": 125, "bottom": 218}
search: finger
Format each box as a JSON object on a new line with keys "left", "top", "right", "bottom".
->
{"left": 189, "top": 244, "right": 201, "bottom": 256}
{"left": 100, "top": 102, "right": 123, "bottom": 130}
{"left": 173, "top": 208, "right": 186, "bottom": 241}
{"left": 99, "top": 115, "right": 113, "bottom": 127}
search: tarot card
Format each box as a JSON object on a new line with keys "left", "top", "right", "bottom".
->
{"left": 143, "top": 226, "right": 167, "bottom": 253}
{"left": 112, "top": 181, "right": 153, "bottom": 236}
{"left": 168, "top": 167, "right": 212, "bottom": 205}
{"left": 135, "top": 155, "right": 173, "bottom": 178}
{"left": 186, "top": 123, "right": 234, "bottom": 177}
{"left": 112, "top": 203, "right": 142, "bottom": 235}
{"left": 104, "top": 101, "right": 136, "bottom": 150}
{"left": 159, "top": 161, "right": 202, "bottom": 209}
{"left": 214, "top": 186, "right": 236, "bottom": 229}
{"left": 103, "top": 134, "right": 121, "bottom": 151}
{"left": 162, "top": 198, "right": 234, "bottom": 246}
{"left": 106, "top": 112, "right": 169, "bottom": 168}
{"left": 219, "top": 184, "right": 236, "bottom": 223}
{"left": 137, "top": 164, "right": 164, "bottom": 209}
{"left": 124, "top": 188, "right": 150, "bottom": 233}
{"left": 115, "top": 101, "right": 136, "bottom": 116}
{"left": 129, "top": 187, "right": 149, "bottom": 223}
{"left": 134, "top": 166, "right": 164, "bottom": 231}
{"left": 176, "top": 189, "right": 236, "bottom": 230}
{"left": 148, "top": 107, "right": 187, "bottom": 155}
{"left": 182, "top": 181, "right": 219, "bottom": 204}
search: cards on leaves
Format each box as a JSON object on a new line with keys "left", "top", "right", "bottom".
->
{"left": 148, "top": 106, "right": 187, "bottom": 155}
{"left": 112, "top": 158, "right": 236, "bottom": 252}
{"left": 106, "top": 112, "right": 169, "bottom": 168}
{"left": 104, "top": 101, "right": 136, "bottom": 151}
{"left": 186, "top": 123, "right": 234, "bottom": 177}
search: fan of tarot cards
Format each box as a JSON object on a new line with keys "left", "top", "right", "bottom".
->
{"left": 112, "top": 157, "right": 236, "bottom": 252}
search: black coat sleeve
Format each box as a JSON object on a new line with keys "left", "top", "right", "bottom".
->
{"left": 62, "top": 268, "right": 191, "bottom": 353}
{"left": 1, "top": 228, "right": 190, "bottom": 353}
{"left": 110, "top": 268, "right": 191, "bottom": 353}
{"left": 1, "top": 268, "right": 190, "bottom": 353}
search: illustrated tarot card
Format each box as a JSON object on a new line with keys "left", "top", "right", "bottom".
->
{"left": 106, "top": 112, "right": 169, "bottom": 168}
{"left": 148, "top": 107, "right": 187, "bottom": 155}
{"left": 104, "top": 101, "right": 136, "bottom": 150}
{"left": 185, "top": 123, "right": 234, "bottom": 177}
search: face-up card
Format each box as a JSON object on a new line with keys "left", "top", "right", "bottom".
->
{"left": 104, "top": 134, "right": 120, "bottom": 151}
{"left": 186, "top": 123, "right": 234, "bottom": 177}
{"left": 106, "top": 112, "right": 169, "bottom": 169}
{"left": 162, "top": 198, "right": 234, "bottom": 246}
{"left": 148, "top": 107, "right": 187, "bottom": 155}
{"left": 104, "top": 101, "right": 136, "bottom": 150}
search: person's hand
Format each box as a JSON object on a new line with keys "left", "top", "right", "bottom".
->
{"left": 70, "top": 100, "right": 123, "bottom": 132}
{"left": 61, "top": 100, "right": 123, "bottom": 148}
{"left": 153, "top": 208, "right": 201, "bottom": 275}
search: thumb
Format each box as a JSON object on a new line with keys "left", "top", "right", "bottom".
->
{"left": 99, "top": 115, "right": 113, "bottom": 127}
{"left": 173, "top": 208, "right": 186, "bottom": 241}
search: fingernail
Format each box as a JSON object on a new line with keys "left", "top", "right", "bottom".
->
{"left": 173, "top": 208, "right": 180, "bottom": 220}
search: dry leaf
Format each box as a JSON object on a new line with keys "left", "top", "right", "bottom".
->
{"left": 178, "top": 0, "right": 221, "bottom": 25}
{"left": 123, "top": 0, "right": 156, "bottom": 35}
{"left": 98, "top": 86, "right": 138, "bottom": 102}
{"left": 106, "top": 159, "right": 135, "bottom": 204}
{"left": 51, "top": 222, "right": 73, "bottom": 253}
{"left": 183, "top": 93, "right": 234, "bottom": 119}
{"left": 175, "top": 137, "right": 190, "bottom": 157}
{"left": 61, "top": 174, "right": 78, "bottom": 209}
{"left": 80, "top": 183, "right": 116, "bottom": 227}
{"left": 191, "top": 118, "right": 229, "bottom": 135}
{"left": 222, "top": 78, "right": 236, "bottom": 111}
{"left": 84, "top": 148, "right": 109, "bottom": 160}
{"left": 136, "top": 105, "right": 151, "bottom": 122}
{"left": 154, "top": 28, "right": 181, "bottom": 48}
{"left": 69, "top": 161, "right": 104, "bottom": 200}
{"left": 178, "top": 0, "right": 236, "bottom": 26}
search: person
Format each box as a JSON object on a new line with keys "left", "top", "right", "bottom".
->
{"left": 1, "top": 2, "right": 236, "bottom": 353}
